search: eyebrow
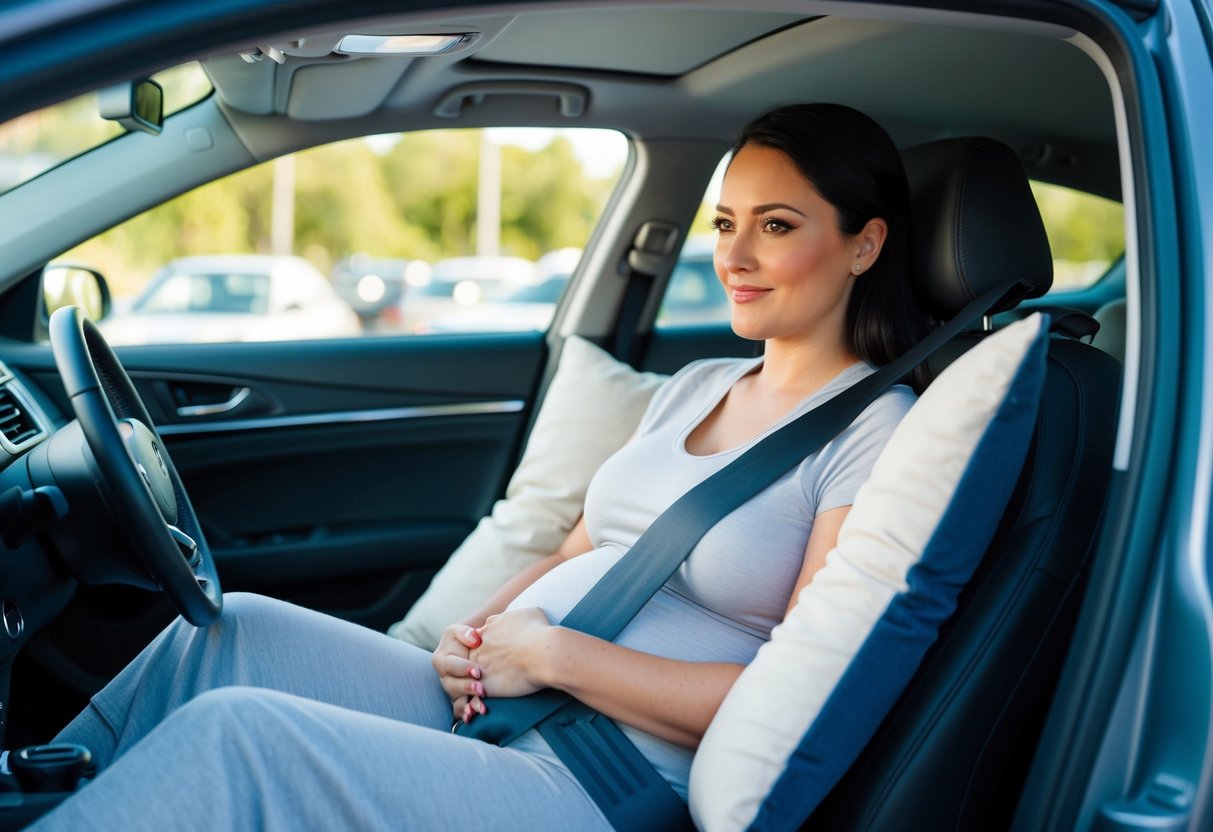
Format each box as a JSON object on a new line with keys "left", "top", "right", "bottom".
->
{"left": 714, "top": 202, "right": 807, "bottom": 217}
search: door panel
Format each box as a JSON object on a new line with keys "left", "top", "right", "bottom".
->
{"left": 8, "top": 331, "right": 548, "bottom": 629}
{"left": 168, "top": 411, "right": 525, "bottom": 629}
{"left": 3, "top": 330, "right": 547, "bottom": 742}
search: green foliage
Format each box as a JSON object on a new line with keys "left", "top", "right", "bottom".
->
{"left": 59, "top": 128, "right": 624, "bottom": 298}
{"left": 1030, "top": 181, "right": 1125, "bottom": 289}
{"left": 381, "top": 131, "right": 482, "bottom": 261}
{"left": 500, "top": 138, "right": 615, "bottom": 260}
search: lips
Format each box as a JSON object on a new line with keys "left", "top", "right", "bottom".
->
{"left": 729, "top": 284, "right": 771, "bottom": 304}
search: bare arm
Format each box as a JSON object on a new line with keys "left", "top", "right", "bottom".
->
{"left": 531, "top": 627, "right": 744, "bottom": 748}
{"left": 783, "top": 504, "right": 851, "bottom": 618}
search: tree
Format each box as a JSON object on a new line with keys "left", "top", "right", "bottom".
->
{"left": 57, "top": 127, "right": 626, "bottom": 299}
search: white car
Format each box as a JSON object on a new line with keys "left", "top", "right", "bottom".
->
{"left": 99, "top": 254, "right": 361, "bottom": 345}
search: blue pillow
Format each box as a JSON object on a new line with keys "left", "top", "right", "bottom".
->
{"left": 689, "top": 313, "right": 1050, "bottom": 831}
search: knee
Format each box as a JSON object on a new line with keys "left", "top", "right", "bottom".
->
{"left": 217, "top": 591, "right": 282, "bottom": 622}
{"left": 150, "top": 688, "right": 307, "bottom": 791}
{"left": 157, "top": 592, "right": 269, "bottom": 651}
{"left": 196, "top": 592, "right": 290, "bottom": 644}
{"left": 170, "top": 687, "right": 291, "bottom": 738}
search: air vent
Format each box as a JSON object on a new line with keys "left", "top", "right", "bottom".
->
{"left": 0, "top": 386, "right": 47, "bottom": 450}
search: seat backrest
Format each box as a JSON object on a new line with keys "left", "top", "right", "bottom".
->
{"left": 1092, "top": 298, "right": 1127, "bottom": 364}
{"left": 808, "top": 138, "right": 1122, "bottom": 830}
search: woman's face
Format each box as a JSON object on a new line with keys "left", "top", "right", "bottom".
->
{"left": 712, "top": 144, "right": 860, "bottom": 348}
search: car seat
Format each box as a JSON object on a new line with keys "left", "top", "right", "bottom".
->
{"left": 807, "top": 138, "right": 1122, "bottom": 830}
{"left": 1092, "top": 298, "right": 1128, "bottom": 364}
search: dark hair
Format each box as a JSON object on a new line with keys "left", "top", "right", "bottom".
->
{"left": 729, "top": 103, "right": 930, "bottom": 392}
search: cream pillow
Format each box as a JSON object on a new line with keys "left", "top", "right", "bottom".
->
{"left": 388, "top": 336, "right": 666, "bottom": 650}
{"left": 689, "top": 313, "right": 1050, "bottom": 831}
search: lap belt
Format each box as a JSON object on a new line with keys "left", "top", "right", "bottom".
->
{"left": 457, "top": 281, "right": 1026, "bottom": 830}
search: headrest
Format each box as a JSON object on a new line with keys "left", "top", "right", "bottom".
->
{"left": 902, "top": 137, "right": 1053, "bottom": 319}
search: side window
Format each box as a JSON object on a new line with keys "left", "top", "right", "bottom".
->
{"left": 57, "top": 128, "right": 627, "bottom": 345}
{"left": 656, "top": 157, "right": 729, "bottom": 329}
{"left": 656, "top": 157, "right": 1126, "bottom": 329}
{"left": 660, "top": 238, "right": 726, "bottom": 327}
{"left": 1029, "top": 181, "right": 1124, "bottom": 292}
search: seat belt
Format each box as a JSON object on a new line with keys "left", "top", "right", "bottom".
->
{"left": 611, "top": 267, "right": 653, "bottom": 366}
{"left": 613, "top": 221, "right": 681, "bottom": 366}
{"left": 459, "top": 280, "right": 1027, "bottom": 829}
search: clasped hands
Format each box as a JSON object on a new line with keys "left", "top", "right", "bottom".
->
{"left": 432, "top": 607, "right": 554, "bottom": 724}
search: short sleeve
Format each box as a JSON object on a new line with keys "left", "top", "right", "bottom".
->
{"left": 804, "top": 385, "right": 916, "bottom": 515}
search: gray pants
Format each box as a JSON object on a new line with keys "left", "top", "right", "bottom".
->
{"left": 32, "top": 593, "right": 611, "bottom": 831}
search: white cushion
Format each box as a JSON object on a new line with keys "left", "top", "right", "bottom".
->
{"left": 388, "top": 336, "right": 666, "bottom": 650}
{"left": 689, "top": 313, "right": 1050, "bottom": 831}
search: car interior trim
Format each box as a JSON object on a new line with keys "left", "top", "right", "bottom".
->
{"left": 154, "top": 400, "right": 526, "bottom": 437}
{"left": 1015, "top": 6, "right": 1185, "bottom": 829}
{"left": 1068, "top": 28, "right": 1142, "bottom": 472}
{"left": 174, "top": 386, "right": 251, "bottom": 418}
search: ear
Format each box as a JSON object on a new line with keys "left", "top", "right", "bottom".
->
{"left": 855, "top": 218, "right": 889, "bottom": 272}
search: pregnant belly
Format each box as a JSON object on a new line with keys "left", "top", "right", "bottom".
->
{"left": 506, "top": 546, "right": 624, "bottom": 622}
{"left": 507, "top": 546, "right": 765, "bottom": 666}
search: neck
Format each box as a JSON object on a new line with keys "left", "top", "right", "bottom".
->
{"left": 756, "top": 335, "right": 860, "bottom": 397}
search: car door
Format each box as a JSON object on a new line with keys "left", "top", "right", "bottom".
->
{"left": 5, "top": 327, "right": 546, "bottom": 627}
{"left": 1009, "top": 2, "right": 1211, "bottom": 829}
{"left": 0, "top": 291, "right": 551, "bottom": 739}
{"left": 0, "top": 115, "right": 630, "bottom": 734}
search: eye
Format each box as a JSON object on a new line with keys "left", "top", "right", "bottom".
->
{"left": 762, "top": 217, "right": 793, "bottom": 234}
{"left": 709, "top": 216, "right": 734, "bottom": 233}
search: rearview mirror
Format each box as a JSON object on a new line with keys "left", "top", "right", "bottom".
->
{"left": 98, "top": 79, "right": 164, "bottom": 135}
{"left": 42, "top": 264, "right": 111, "bottom": 323}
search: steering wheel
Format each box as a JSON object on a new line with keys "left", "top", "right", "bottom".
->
{"left": 48, "top": 306, "right": 222, "bottom": 625}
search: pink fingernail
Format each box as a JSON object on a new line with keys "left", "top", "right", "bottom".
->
{"left": 475, "top": 682, "right": 485, "bottom": 697}
{"left": 470, "top": 667, "right": 481, "bottom": 680}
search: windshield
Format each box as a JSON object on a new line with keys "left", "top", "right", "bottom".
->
{"left": 0, "top": 62, "right": 212, "bottom": 196}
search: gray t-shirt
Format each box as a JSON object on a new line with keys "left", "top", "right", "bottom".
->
{"left": 508, "top": 357, "right": 915, "bottom": 797}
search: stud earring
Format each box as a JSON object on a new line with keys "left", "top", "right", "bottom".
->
{"left": 853, "top": 263, "right": 863, "bottom": 273}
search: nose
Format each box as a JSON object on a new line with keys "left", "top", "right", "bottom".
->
{"left": 717, "top": 226, "right": 757, "bottom": 276}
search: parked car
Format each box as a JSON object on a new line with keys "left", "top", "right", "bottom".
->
{"left": 418, "top": 248, "right": 581, "bottom": 333}
{"left": 329, "top": 254, "right": 430, "bottom": 332}
{"left": 401, "top": 255, "right": 538, "bottom": 333}
{"left": 659, "top": 235, "right": 729, "bottom": 327}
{"left": 0, "top": 1, "right": 1208, "bottom": 830}
{"left": 98, "top": 254, "right": 361, "bottom": 345}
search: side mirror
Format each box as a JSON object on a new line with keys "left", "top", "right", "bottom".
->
{"left": 42, "top": 264, "right": 112, "bottom": 323}
{"left": 98, "top": 79, "right": 164, "bottom": 136}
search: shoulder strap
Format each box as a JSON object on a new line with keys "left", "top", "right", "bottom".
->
{"left": 460, "top": 281, "right": 1025, "bottom": 746}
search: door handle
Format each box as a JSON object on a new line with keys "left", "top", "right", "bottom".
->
{"left": 176, "top": 386, "right": 251, "bottom": 418}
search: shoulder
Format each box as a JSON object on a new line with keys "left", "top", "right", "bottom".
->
{"left": 854, "top": 383, "right": 917, "bottom": 431}
{"left": 828, "top": 382, "right": 916, "bottom": 457}
{"left": 799, "top": 380, "right": 916, "bottom": 502}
